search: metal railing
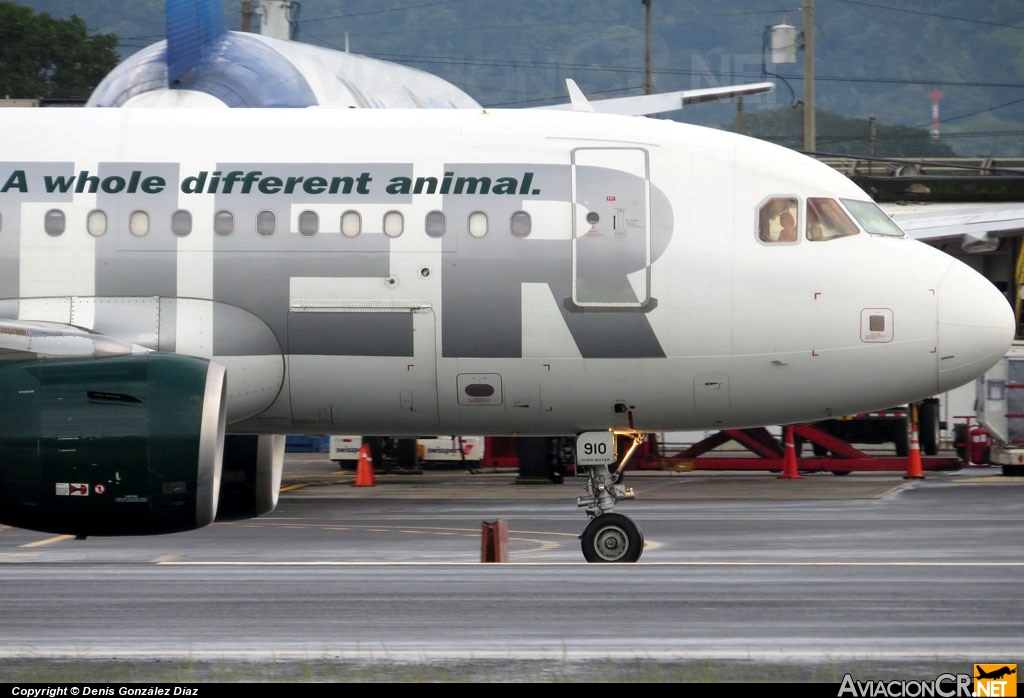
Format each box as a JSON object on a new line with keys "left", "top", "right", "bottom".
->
{"left": 818, "top": 156, "right": 1024, "bottom": 178}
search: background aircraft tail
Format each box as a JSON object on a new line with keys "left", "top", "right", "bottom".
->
{"left": 165, "top": 0, "right": 227, "bottom": 84}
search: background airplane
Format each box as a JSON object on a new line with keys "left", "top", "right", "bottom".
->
{"left": 87, "top": 0, "right": 775, "bottom": 115}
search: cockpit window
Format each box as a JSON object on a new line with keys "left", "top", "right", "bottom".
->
{"left": 757, "top": 197, "right": 799, "bottom": 244}
{"left": 842, "top": 199, "right": 906, "bottom": 238}
{"left": 807, "top": 198, "right": 859, "bottom": 241}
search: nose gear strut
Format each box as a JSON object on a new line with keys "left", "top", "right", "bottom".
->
{"left": 575, "top": 432, "right": 645, "bottom": 563}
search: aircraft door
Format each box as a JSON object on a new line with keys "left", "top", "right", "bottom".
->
{"left": 570, "top": 148, "right": 652, "bottom": 309}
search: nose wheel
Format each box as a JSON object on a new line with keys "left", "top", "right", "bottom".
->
{"left": 575, "top": 431, "right": 646, "bottom": 562}
{"left": 580, "top": 512, "right": 644, "bottom": 563}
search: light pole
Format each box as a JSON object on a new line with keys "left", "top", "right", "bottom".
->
{"left": 643, "top": 0, "right": 652, "bottom": 95}
{"left": 802, "top": 0, "right": 815, "bottom": 153}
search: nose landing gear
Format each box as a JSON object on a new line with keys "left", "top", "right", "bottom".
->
{"left": 575, "top": 431, "right": 645, "bottom": 563}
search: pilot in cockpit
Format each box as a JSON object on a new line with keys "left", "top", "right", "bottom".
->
{"left": 777, "top": 210, "right": 798, "bottom": 242}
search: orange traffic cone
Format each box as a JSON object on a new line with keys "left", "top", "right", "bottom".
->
{"left": 354, "top": 444, "right": 376, "bottom": 487}
{"left": 905, "top": 404, "right": 925, "bottom": 480}
{"left": 778, "top": 425, "right": 803, "bottom": 479}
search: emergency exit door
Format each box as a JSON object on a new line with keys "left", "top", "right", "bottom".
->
{"left": 570, "top": 147, "right": 652, "bottom": 309}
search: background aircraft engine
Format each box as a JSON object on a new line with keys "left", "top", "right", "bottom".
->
{"left": 0, "top": 354, "right": 226, "bottom": 536}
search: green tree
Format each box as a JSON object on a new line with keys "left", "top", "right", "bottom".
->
{"left": 0, "top": 1, "right": 119, "bottom": 100}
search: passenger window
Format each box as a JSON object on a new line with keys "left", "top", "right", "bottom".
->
{"left": 341, "top": 210, "right": 361, "bottom": 238}
{"left": 171, "top": 209, "right": 192, "bottom": 237}
{"left": 807, "top": 198, "right": 859, "bottom": 241}
{"left": 299, "top": 210, "right": 318, "bottom": 237}
{"left": 214, "top": 210, "right": 234, "bottom": 236}
{"left": 256, "top": 210, "right": 276, "bottom": 237}
{"left": 383, "top": 210, "right": 403, "bottom": 238}
{"left": 510, "top": 211, "right": 531, "bottom": 238}
{"left": 468, "top": 211, "right": 488, "bottom": 238}
{"left": 130, "top": 210, "right": 149, "bottom": 237}
{"left": 87, "top": 210, "right": 107, "bottom": 237}
{"left": 757, "top": 197, "right": 799, "bottom": 244}
{"left": 44, "top": 209, "right": 65, "bottom": 237}
{"left": 425, "top": 210, "right": 445, "bottom": 238}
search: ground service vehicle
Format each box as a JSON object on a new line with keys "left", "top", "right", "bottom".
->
{"left": 329, "top": 436, "right": 485, "bottom": 469}
{"left": 974, "top": 342, "right": 1024, "bottom": 475}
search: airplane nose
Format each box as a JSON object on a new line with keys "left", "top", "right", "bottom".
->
{"left": 936, "top": 260, "right": 1016, "bottom": 392}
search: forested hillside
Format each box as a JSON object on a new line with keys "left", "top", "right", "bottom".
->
{"left": 14, "top": 0, "right": 1024, "bottom": 157}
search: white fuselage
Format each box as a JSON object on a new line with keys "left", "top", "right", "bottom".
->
{"left": 0, "top": 107, "right": 1014, "bottom": 436}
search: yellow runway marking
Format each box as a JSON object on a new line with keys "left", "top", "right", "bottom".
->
{"left": 20, "top": 535, "right": 74, "bottom": 547}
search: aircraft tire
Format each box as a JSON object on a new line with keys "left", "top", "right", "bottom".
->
{"left": 580, "top": 513, "right": 644, "bottom": 563}
{"left": 953, "top": 424, "right": 968, "bottom": 463}
{"left": 918, "top": 400, "right": 940, "bottom": 456}
{"left": 893, "top": 422, "right": 909, "bottom": 457}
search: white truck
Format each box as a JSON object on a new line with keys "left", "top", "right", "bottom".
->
{"left": 973, "top": 341, "right": 1024, "bottom": 475}
{"left": 328, "top": 435, "right": 485, "bottom": 468}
